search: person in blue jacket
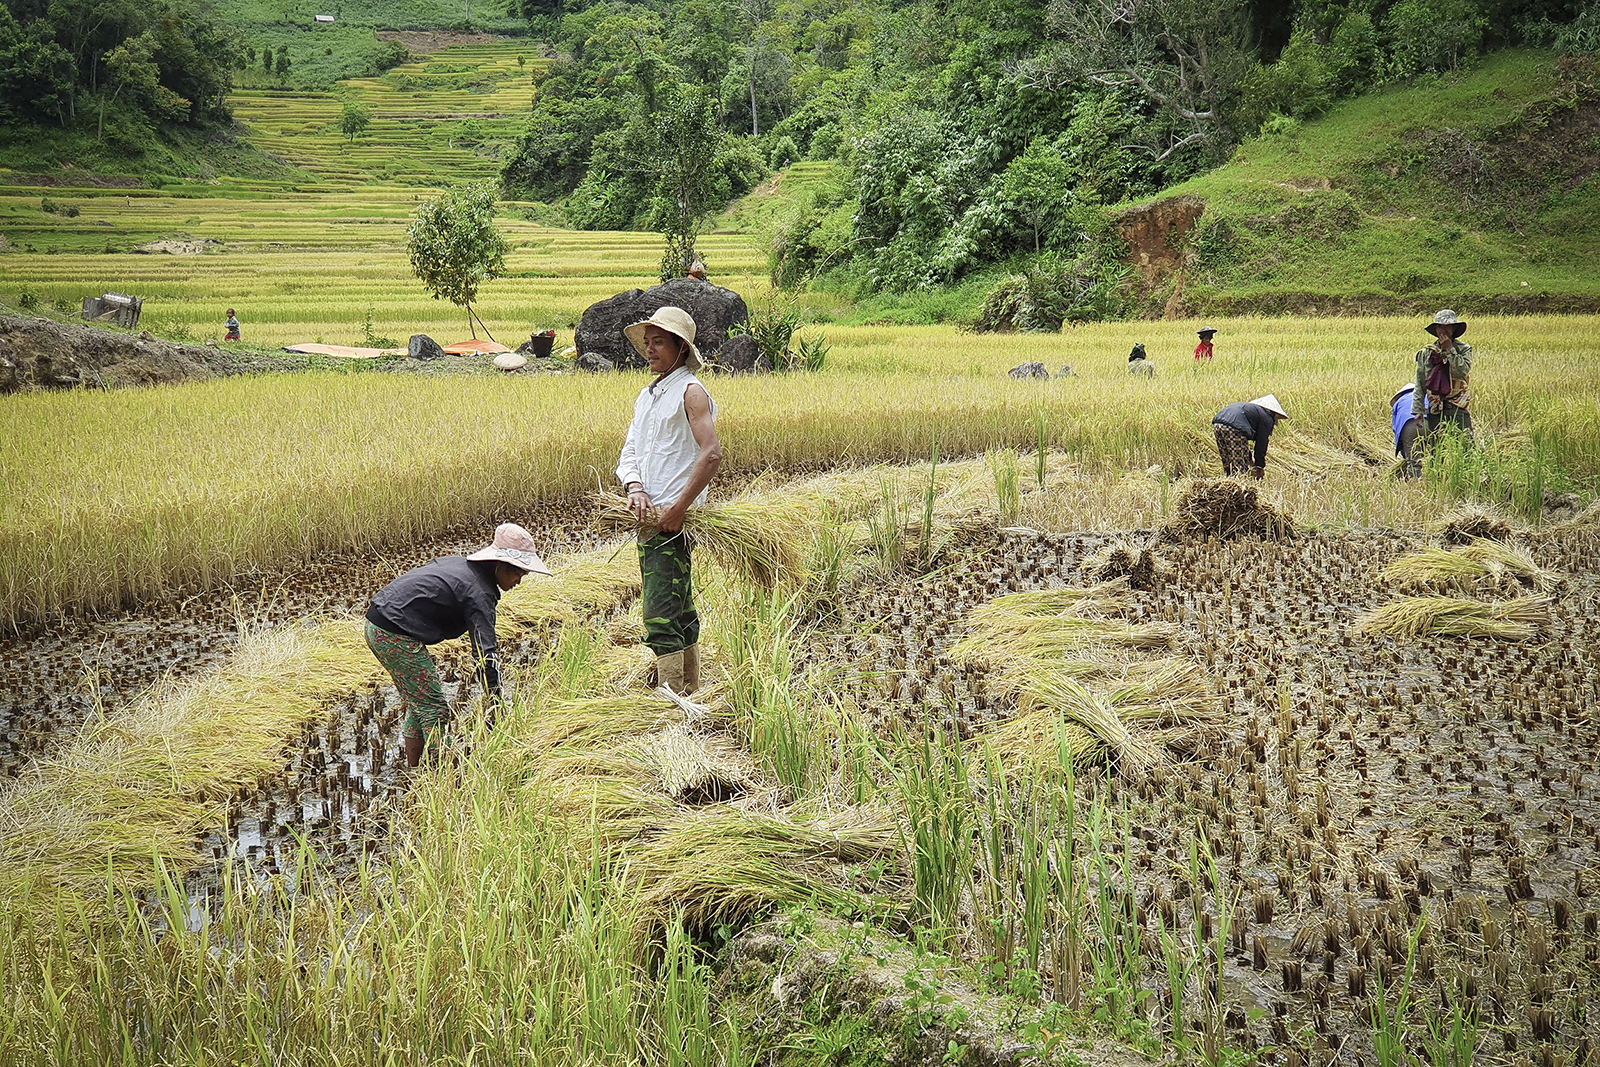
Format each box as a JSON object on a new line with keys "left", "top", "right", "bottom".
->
{"left": 1392, "top": 383, "right": 1427, "bottom": 479}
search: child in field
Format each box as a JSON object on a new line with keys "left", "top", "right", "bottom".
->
{"left": 224, "top": 309, "right": 241, "bottom": 341}
{"left": 1194, "top": 326, "right": 1216, "bottom": 361}
{"left": 364, "top": 523, "right": 551, "bottom": 766}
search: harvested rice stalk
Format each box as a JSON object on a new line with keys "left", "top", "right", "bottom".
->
{"left": 966, "top": 578, "right": 1132, "bottom": 621}
{"left": 1271, "top": 430, "right": 1371, "bottom": 476}
{"left": 1159, "top": 479, "right": 1295, "bottom": 543}
{"left": 0, "top": 619, "right": 379, "bottom": 906}
{"left": 1356, "top": 595, "right": 1553, "bottom": 638}
{"left": 1014, "top": 673, "right": 1160, "bottom": 772}
{"left": 1382, "top": 540, "right": 1556, "bottom": 592}
{"left": 1431, "top": 504, "right": 1514, "bottom": 545}
{"left": 949, "top": 617, "right": 1178, "bottom": 665}
{"left": 627, "top": 807, "right": 899, "bottom": 931}
{"left": 626, "top": 723, "right": 760, "bottom": 804}
{"left": 499, "top": 546, "right": 641, "bottom": 631}
{"left": 593, "top": 493, "right": 806, "bottom": 589}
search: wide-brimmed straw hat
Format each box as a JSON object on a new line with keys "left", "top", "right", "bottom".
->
{"left": 467, "top": 522, "right": 552, "bottom": 575}
{"left": 624, "top": 306, "right": 703, "bottom": 370}
{"left": 1425, "top": 309, "right": 1467, "bottom": 338}
{"left": 1251, "top": 394, "right": 1289, "bottom": 420}
{"left": 1391, "top": 383, "right": 1415, "bottom": 406}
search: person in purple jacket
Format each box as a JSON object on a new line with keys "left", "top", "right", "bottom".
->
{"left": 364, "top": 523, "right": 551, "bottom": 766}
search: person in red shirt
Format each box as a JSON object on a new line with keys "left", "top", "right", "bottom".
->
{"left": 1194, "top": 326, "right": 1216, "bottom": 361}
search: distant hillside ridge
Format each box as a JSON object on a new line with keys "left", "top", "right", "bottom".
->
{"left": 1133, "top": 51, "right": 1600, "bottom": 317}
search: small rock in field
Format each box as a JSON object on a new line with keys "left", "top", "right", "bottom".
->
{"left": 575, "top": 351, "right": 614, "bottom": 373}
{"left": 493, "top": 352, "right": 528, "bottom": 372}
{"left": 1055, "top": 364, "right": 1075, "bottom": 378}
{"left": 408, "top": 334, "right": 445, "bottom": 360}
{"left": 1008, "top": 361, "right": 1048, "bottom": 379}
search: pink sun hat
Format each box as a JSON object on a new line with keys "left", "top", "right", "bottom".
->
{"left": 467, "top": 522, "right": 552, "bottom": 575}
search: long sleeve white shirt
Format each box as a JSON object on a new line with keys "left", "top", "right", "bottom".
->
{"left": 616, "top": 367, "right": 717, "bottom": 509}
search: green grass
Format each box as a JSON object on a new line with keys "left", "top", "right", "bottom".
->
{"left": 1151, "top": 51, "right": 1600, "bottom": 313}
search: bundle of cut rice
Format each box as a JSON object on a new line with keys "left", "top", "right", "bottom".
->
{"left": 1356, "top": 595, "right": 1553, "bottom": 638}
{"left": 1430, "top": 504, "right": 1513, "bottom": 545}
{"left": 594, "top": 492, "right": 805, "bottom": 589}
{"left": 1159, "top": 479, "right": 1295, "bottom": 543}
{"left": 1382, "top": 540, "right": 1557, "bottom": 593}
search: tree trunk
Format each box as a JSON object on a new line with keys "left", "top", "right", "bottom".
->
{"left": 748, "top": 44, "right": 758, "bottom": 136}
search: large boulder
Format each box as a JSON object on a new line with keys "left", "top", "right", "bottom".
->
{"left": 576, "top": 278, "right": 748, "bottom": 370}
{"left": 408, "top": 334, "right": 446, "bottom": 360}
{"left": 708, "top": 334, "right": 771, "bottom": 375}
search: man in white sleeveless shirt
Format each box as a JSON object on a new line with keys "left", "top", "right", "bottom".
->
{"left": 615, "top": 306, "right": 723, "bottom": 696}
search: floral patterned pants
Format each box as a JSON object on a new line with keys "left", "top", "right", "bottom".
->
{"left": 1214, "top": 424, "right": 1255, "bottom": 475}
{"left": 364, "top": 620, "right": 449, "bottom": 747}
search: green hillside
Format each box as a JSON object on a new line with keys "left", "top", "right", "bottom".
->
{"left": 1154, "top": 51, "right": 1600, "bottom": 315}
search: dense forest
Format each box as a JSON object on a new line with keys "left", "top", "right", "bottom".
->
{"left": 499, "top": 0, "right": 1597, "bottom": 296}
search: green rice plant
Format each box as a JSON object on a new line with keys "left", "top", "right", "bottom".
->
{"left": 867, "top": 476, "right": 905, "bottom": 573}
{"left": 1422, "top": 988, "right": 1479, "bottom": 1067}
{"left": 1080, "top": 785, "right": 1152, "bottom": 1038}
{"left": 660, "top": 916, "right": 743, "bottom": 1067}
{"left": 1356, "top": 594, "right": 1553, "bottom": 638}
{"left": 990, "top": 449, "right": 1022, "bottom": 524}
{"left": 890, "top": 725, "right": 973, "bottom": 942}
{"left": 1370, "top": 918, "right": 1426, "bottom": 1067}
{"left": 1035, "top": 411, "right": 1048, "bottom": 489}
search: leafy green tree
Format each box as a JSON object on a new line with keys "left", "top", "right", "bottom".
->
{"left": 0, "top": 8, "right": 75, "bottom": 125}
{"left": 646, "top": 82, "right": 726, "bottom": 280}
{"left": 99, "top": 29, "right": 158, "bottom": 139}
{"left": 406, "top": 181, "right": 509, "bottom": 339}
{"left": 274, "top": 43, "right": 288, "bottom": 79}
{"left": 1385, "top": 0, "right": 1486, "bottom": 76}
{"left": 1001, "top": 137, "right": 1073, "bottom": 254}
{"left": 339, "top": 99, "right": 371, "bottom": 143}
{"left": 1037, "top": 0, "right": 1255, "bottom": 162}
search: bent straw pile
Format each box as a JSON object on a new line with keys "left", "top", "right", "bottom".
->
{"left": 593, "top": 493, "right": 806, "bottom": 589}
{"left": 954, "top": 581, "right": 1218, "bottom": 774}
{"left": 1159, "top": 479, "right": 1295, "bottom": 543}
{"left": 0, "top": 620, "right": 378, "bottom": 906}
{"left": 1382, "top": 540, "right": 1558, "bottom": 593}
{"left": 1431, "top": 503, "right": 1514, "bottom": 545}
{"left": 1356, "top": 595, "right": 1554, "bottom": 638}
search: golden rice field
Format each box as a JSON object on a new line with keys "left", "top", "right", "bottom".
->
{"left": 3, "top": 311, "right": 1598, "bottom": 632}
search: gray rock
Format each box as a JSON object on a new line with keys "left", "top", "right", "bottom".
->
{"left": 1007, "top": 361, "right": 1049, "bottom": 380}
{"left": 575, "top": 351, "right": 614, "bottom": 373}
{"left": 708, "top": 334, "right": 771, "bottom": 374}
{"left": 576, "top": 277, "right": 748, "bottom": 370}
{"left": 408, "top": 334, "right": 446, "bottom": 360}
{"left": 1055, "top": 364, "right": 1075, "bottom": 378}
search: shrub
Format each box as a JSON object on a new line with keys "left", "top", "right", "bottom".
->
{"left": 1386, "top": 0, "right": 1486, "bottom": 77}
{"left": 16, "top": 287, "right": 39, "bottom": 312}
{"left": 768, "top": 134, "right": 800, "bottom": 169}
{"left": 971, "top": 249, "right": 1129, "bottom": 333}
{"left": 1328, "top": 13, "right": 1382, "bottom": 97}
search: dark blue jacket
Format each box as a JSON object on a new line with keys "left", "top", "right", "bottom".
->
{"left": 1213, "top": 401, "right": 1278, "bottom": 470}
{"left": 366, "top": 556, "right": 503, "bottom": 693}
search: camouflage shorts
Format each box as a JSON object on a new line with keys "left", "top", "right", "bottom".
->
{"left": 639, "top": 531, "right": 699, "bottom": 655}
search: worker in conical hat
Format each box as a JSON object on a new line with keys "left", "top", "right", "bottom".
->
{"left": 365, "top": 523, "right": 551, "bottom": 766}
{"left": 1212, "top": 394, "right": 1287, "bottom": 479}
{"left": 616, "top": 306, "right": 723, "bottom": 697}
{"left": 1412, "top": 309, "right": 1473, "bottom": 442}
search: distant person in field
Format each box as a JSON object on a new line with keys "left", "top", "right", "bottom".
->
{"left": 1212, "top": 394, "right": 1288, "bottom": 479}
{"left": 224, "top": 308, "right": 240, "bottom": 341}
{"left": 616, "top": 306, "right": 723, "bottom": 698}
{"left": 1194, "top": 326, "right": 1216, "bottom": 361}
{"left": 1391, "top": 383, "right": 1428, "bottom": 479}
{"left": 364, "top": 523, "right": 551, "bottom": 767}
{"left": 687, "top": 259, "right": 708, "bottom": 280}
{"left": 1127, "top": 342, "right": 1154, "bottom": 377}
{"left": 1412, "top": 309, "right": 1472, "bottom": 442}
